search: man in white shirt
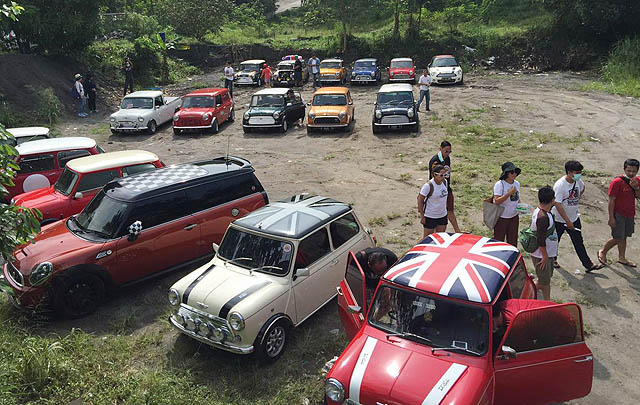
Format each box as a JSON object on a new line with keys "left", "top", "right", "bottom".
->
{"left": 552, "top": 160, "right": 603, "bottom": 272}
{"left": 74, "top": 73, "right": 87, "bottom": 117}
{"left": 224, "top": 62, "right": 234, "bottom": 98}
{"left": 308, "top": 54, "right": 321, "bottom": 88}
{"left": 416, "top": 69, "right": 432, "bottom": 112}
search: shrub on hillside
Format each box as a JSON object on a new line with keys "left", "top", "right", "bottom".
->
{"left": 100, "top": 12, "right": 161, "bottom": 40}
{"left": 602, "top": 37, "right": 640, "bottom": 83}
{"left": 36, "top": 87, "right": 63, "bottom": 125}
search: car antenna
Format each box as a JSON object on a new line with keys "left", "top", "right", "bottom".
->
{"left": 225, "top": 132, "right": 231, "bottom": 167}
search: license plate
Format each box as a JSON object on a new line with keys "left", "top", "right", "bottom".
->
{"left": 239, "top": 78, "right": 253, "bottom": 83}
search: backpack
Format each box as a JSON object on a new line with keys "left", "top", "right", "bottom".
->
{"left": 422, "top": 179, "right": 448, "bottom": 215}
{"left": 519, "top": 215, "right": 555, "bottom": 253}
{"left": 71, "top": 84, "right": 80, "bottom": 100}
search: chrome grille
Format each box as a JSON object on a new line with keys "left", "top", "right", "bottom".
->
{"left": 177, "top": 304, "right": 231, "bottom": 335}
{"left": 248, "top": 116, "right": 275, "bottom": 125}
{"left": 393, "top": 74, "right": 410, "bottom": 79}
{"left": 381, "top": 115, "right": 409, "bottom": 124}
{"left": 7, "top": 261, "right": 23, "bottom": 287}
{"left": 437, "top": 73, "right": 455, "bottom": 77}
{"left": 314, "top": 117, "right": 341, "bottom": 124}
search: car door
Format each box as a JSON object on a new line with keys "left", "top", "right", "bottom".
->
{"left": 337, "top": 251, "right": 367, "bottom": 340}
{"left": 494, "top": 303, "right": 593, "bottom": 405}
{"left": 70, "top": 169, "right": 120, "bottom": 214}
{"left": 329, "top": 212, "right": 371, "bottom": 291}
{"left": 214, "top": 94, "right": 226, "bottom": 123}
{"left": 14, "top": 153, "right": 57, "bottom": 195}
{"left": 114, "top": 190, "right": 200, "bottom": 284}
{"left": 221, "top": 92, "right": 231, "bottom": 121}
{"left": 292, "top": 227, "right": 334, "bottom": 323}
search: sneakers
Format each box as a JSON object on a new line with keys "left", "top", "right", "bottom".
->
{"left": 78, "top": 112, "right": 88, "bottom": 117}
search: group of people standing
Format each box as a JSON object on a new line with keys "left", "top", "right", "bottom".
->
{"left": 72, "top": 72, "right": 97, "bottom": 117}
{"left": 417, "top": 140, "right": 640, "bottom": 300}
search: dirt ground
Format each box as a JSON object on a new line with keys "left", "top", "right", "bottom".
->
{"left": 52, "top": 70, "right": 640, "bottom": 404}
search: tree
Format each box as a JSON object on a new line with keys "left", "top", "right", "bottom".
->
{"left": 315, "top": 0, "right": 367, "bottom": 52}
{"left": 434, "top": 1, "right": 477, "bottom": 34}
{"left": 157, "top": 0, "right": 232, "bottom": 41}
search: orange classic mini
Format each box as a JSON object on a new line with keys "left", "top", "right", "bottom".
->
{"left": 325, "top": 232, "right": 593, "bottom": 405}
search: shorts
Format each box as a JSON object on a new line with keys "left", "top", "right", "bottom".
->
{"left": 531, "top": 256, "right": 555, "bottom": 286}
{"left": 424, "top": 215, "right": 448, "bottom": 229}
{"left": 612, "top": 213, "right": 634, "bottom": 239}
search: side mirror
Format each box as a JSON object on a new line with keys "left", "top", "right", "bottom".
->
{"left": 127, "top": 220, "right": 142, "bottom": 242}
{"left": 212, "top": 243, "right": 219, "bottom": 253}
{"left": 245, "top": 103, "right": 250, "bottom": 108}
{"left": 295, "top": 267, "right": 310, "bottom": 278}
{"left": 287, "top": 102, "right": 292, "bottom": 107}
{"left": 216, "top": 103, "right": 222, "bottom": 107}
{"left": 348, "top": 101, "right": 353, "bottom": 105}
{"left": 306, "top": 102, "right": 311, "bottom": 106}
{"left": 73, "top": 192, "right": 83, "bottom": 200}
{"left": 500, "top": 345, "right": 517, "bottom": 360}
{"left": 155, "top": 105, "right": 160, "bottom": 110}
{"left": 348, "top": 304, "right": 362, "bottom": 314}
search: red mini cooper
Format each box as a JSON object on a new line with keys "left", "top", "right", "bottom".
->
{"left": 388, "top": 57, "right": 416, "bottom": 83}
{"left": 326, "top": 233, "right": 593, "bottom": 405}
{"left": 173, "top": 88, "right": 234, "bottom": 134}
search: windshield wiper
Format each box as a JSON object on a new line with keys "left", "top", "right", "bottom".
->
{"left": 226, "top": 257, "right": 253, "bottom": 267}
{"left": 386, "top": 332, "right": 433, "bottom": 345}
{"left": 84, "top": 228, "right": 112, "bottom": 239}
{"left": 252, "top": 265, "right": 283, "bottom": 273}
{"left": 431, "top": 345, "right": 482, "bottom": 356}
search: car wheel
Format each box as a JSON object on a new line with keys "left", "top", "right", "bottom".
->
{"left": 243, "top": 126, "right": 252, "bottom": 134}
{"left": 52, "top": 271, "right": 105, "bottom": 319}
{"left": 412, "top": 121, "right": 419, "bottom": 133}
{"left": 173, "top": 128, "right": 181, "bottom": 135}
{"left": 147, "top": 120, "right": 157, "bottom": 134}
{"left": 256, "top": 319, "right": 290, "bottom": 363}
{"left": 211, "top": 119, "right": 219, "bottom": 134}
{"left": 307, "top": 126, "right": 314, "bottom": 134}
{"left": 110, "top": 129, "right": 120, "bottom": 135}
{"left": 372, "top": 123, "right": 380, "bottom": 134}
{"left": 228, "top": 109, "right": 235, "bottom": 122}
{"left": 459, "top": 75, "right": 464, "bottom": 85}
{"left": 281, "top": 117, "right": 288, "bottom": 133}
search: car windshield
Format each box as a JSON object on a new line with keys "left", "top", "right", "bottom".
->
{"left": 369, "top": 285, "right": 489, "bottom": 356}
{"left": 217, "top": 227, "right": 293, "bottom": 276}
{"left": 241, "top": 64, "right": 261, "bottom": 71}
{"left": 355, "top": 61, "right": 375, "bottom": 68}
{"left": 432, "top": 58, "right": 458, "bottom": 67}
{"left": 74, "top": 191, "right": 129, "bottom": 239}
{"left": 251, "top": 94, "right": 285, "bottom": 107}
{"left": 278, "top": 62, "right": 294, "bottom": 70}
{"left": 120, "top": 97, "right": 153, "bottom": 109}
{"left": 321, "top": 62, "right": 341, "bottom": 69}
{"left": 182, "top": 96, "right": 215, "bottom": 108}
{"left": 313, "top": 94, "right": 347, "bottom": 106}
{"left": 391, "top": 60, "right": 413, "bottom": 68}
{"left": 377, "top": 91, "right": 413, "bottom": 105}
{"left": 54, "top": 168, "right": 78, "bottom": 196}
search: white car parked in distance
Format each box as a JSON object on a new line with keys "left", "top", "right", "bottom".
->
{"left": 428, "top": 54, "right": 464, "bottom": 85}
{"left": 168, "top": 194, "right": 376, "bottom": 362}
{"left": 109, "top": 90, "right": 180, "bottom": 134}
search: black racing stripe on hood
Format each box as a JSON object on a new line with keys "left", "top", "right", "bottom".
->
{"left": 218, "top": 280, "right": 270, "bottom": 319}
{"left": 182, "top": 265, "right": 215, "bottom": 304}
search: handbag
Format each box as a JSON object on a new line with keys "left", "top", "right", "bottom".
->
{"left": 483, "top": 196, "right": 504, "bottom": 229}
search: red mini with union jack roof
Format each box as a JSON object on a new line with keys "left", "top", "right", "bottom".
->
{"left": 326, "top": 232, "right": 593, "bottom": 405}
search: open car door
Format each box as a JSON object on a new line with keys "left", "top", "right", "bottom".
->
{"left": 336, "top": 251, "right": 367, "bottom": 340}
{"left": 494, "top": 303, "right": 593, "bottom": 405}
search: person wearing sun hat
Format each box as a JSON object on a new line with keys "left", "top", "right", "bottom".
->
{"left": 493, "top": 161, "right": 521, "bottom": 246}
{"left": 73, "top": 73, "right": 87, "bottom": 117}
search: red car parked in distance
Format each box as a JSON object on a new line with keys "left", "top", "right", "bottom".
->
{"left": 12, "top": 150, "right": 163, "bottom": 225}
{"left": 173, "top": 88, "right": 234, "bottom": 135}
{"left": 388, "top": 57, "right": 416, "bottom": 83}
{"left": 326, "top": 232, "right": 593, "bottom": 405}
{"left": 6, "top": 137, "right": 104, "bottom": 202}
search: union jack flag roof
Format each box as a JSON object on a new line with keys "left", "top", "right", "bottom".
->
{"left": 233, "top": 195, "right": 351, "bottom": 239}
{"left": 383, "top": 233, "right": 520, "bottom": 304}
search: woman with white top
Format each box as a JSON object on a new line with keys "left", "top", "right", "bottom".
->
{"left": 418, "top": 165, "right": 450, "bottom": 238}
{"left": 493, "top": 161, "right": 521, "bottom": 246}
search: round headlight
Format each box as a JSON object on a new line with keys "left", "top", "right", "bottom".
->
{"left": 29, "top": 262, "right": 53, "bottom": 286}
{"left": 185, "top": 316, "right": 196, "bottom": 331}
{"left": 334, "top": 73, "right": 340, "bottom": 77}
{"left": 199, "top": 322, "right": 212, "bottom": 337}
{"left": 212, "top": 327, "right": 225, "bottom": 342}
{"left": 244, "top": 111, "right": 250, "bottom": 120}
{"left": 137, "top": 116, "right": 144, "bottom": 122}
{"left": 325, "top": 379, "right": 345, "bottom": 402}
{"left": 407, "top": 108, "right": 414, "bottom": 118}
{"left": 375, "top": 110, "right": 382, "bottom": 119}
{"left": 338, "top": 111, "right": 346, "bottom": 119}
{"left": 370, "top": 72, "right": 376, "bottom": 77}
{"left": 173, "top": 114, "right": 179, "bottom": 122}
{"left": 168, "top": 288, "right": 180, "bottom": 306}
{"left": 110, "top": 117, "right": 116, "bottom": 122}
{"left": 202, "top": 112, "right": 211, "bottom": 121}
{"left": 273, "top": 111, "right": 280, "bottom": 119}
{"left": 229, "top": 312, "right": 245, "bottom": 331}
{"left": 390, "top": 72, "right": 395, "bottom": 76}
{"left": 309, "top": 112, "right": 316, "bottom": 119}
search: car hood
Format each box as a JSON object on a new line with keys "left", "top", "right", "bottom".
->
{"left": 12, "top": 186, "right": 63, "bottom": 208}
{"left": 178, "top": 261, "right": 282, "bottom": 319}
{"left": 237, "top": 70, "right": 258, "bottom": 76}
{"left": 11, "top": 220, "right": 102, "bottom": 278}
{"left": 320, "top": 68, "right": 342, "bottom": 75}
{"left": 353, "top": 67, "right": 376, "bottom": 74}
{"left": 111, "top": 109, "right": 151, "bottom": 120}
{"left": 378, "top": 104, "right": 413, "bottom": 114}
{"left": 248, "top": 106, "right": 282, "bottom": 115}
{"left": 333, "top": 334, "right": 485, "bottom": 404}
{"left": 177, "top": 108, "right": 213, "bottom": 117}
{"left": 390, "top": 68, "right": 414, "bottom": 74}
{"left": 309, "top": 105, "right": 348, "bottom": 116}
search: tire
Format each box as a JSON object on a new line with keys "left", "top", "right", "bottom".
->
{"left": 211, "top": 119, "right": 219, "bottom": 134}
{"left": 228, "top": 109, "right": 235, "bottom": 122}
{"left": 243, "top": 126, "right": 252, "bottom": 134}
{"left": 147, "top": 120, "right": 157, "bottom": 134}
{"left": 412, "top": 121, "right": 419, "bottom": 133}
{"left": 347, "top": 117, "right": 355, "bottom": 132}
{"left": 255, "top": 319, "right": 290, "bottom": 363}
{"left": 372, "top": 123, "right": 380, "bottom": 134}
{"left": 52, "top": 271, "right": 106, "bottom": 318}
{"left": 280, "top": 117, "right": 288, "bottom": 133}
{"left": 110, "top": 129, "right": 119, "bottom": 135}
{"left": 459, "top": 75, "right": 464, "bottom": 85}
{"left": 173, "top": 128, "right": 180, "bottom": 135}
{"left": 307, "top": 126, "right": 314, "bottom": 134}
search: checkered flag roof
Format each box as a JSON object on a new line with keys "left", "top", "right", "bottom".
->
{"left": 119, "top": 164, "right": 209, "bottom": 193}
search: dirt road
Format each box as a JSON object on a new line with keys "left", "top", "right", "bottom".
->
{"left": 58, "top": 71, "right": 640, "bottom": 404}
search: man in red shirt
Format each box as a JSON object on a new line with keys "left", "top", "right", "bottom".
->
{"left": 260, "top": 64, "right": 272, "bottom": 88}
{"left": 599, "top": 159, "right": 640, "bottom": 267}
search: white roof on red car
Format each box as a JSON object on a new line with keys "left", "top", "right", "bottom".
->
{"left": 66, "top": 150, "right": 159, "bottom": 173}
{"left": 6, "top": 127, "right": 50, "bottom": 138}
{"left": 391, "top": 57, "right": 413, "bottom": 62}
{"left": 16, "top": 137, "right": 97, "bottom": 156}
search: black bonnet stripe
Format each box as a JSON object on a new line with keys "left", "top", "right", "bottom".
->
{"left": 218, "top": 281, "right": 270, "bottom": 319}
{"left": 182, "top": 265, "right": 216, "bottom": 304}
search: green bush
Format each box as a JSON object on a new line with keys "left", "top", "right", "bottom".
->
{"left": 100, "top": 12, "right": 161, "bottom": 39}
{"left": 602, "top": 37, "right": 640, "bottom": 83}
{"left": 0, "top": 101, "right": 27, "bottom": 127}
{"left": 36, "top": 88, "right": 63, "bottom": 126}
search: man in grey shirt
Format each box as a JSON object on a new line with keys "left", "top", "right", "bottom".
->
{"left": 416, "top": 69, "right": 432, "bottom": 112}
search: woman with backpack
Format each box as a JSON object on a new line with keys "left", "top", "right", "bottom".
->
{"left": 493, "top": 161, "right": 521, "bottom": 246}
{"left": 418, "top": 165, "right": 451, "bottom": 238}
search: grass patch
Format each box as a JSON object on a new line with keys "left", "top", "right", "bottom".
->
{"left": 368, "top": 216, "right": 388, "bottom": 227}
{"left": 580, "top": 37, "right": 640, "bottom": 98}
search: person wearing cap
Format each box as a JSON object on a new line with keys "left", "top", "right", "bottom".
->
{"left": 74, "top": 73, "right": 87, "bottom": 117}
{"left": 122, "top": 56, "right": 134, "bottom": 96}
{"left": 493, "top": 161, "right": 521, "bottom": 246}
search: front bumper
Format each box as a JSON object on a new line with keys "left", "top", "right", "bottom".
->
{"left": 1, "top": 263, "right": 45, "bottom": 308}
{"left": 373, "top": 121, "right": 417, "bottom": 127}
{"left": 433, "top": 76, "right": 462, "bottom": 84}
{"left": 351, "top": 76, "right": 376, "bottom": 83}
{"left": 388, "top": 77, "right": 415, "bottom": 82}
{"left": 174, "top": 124, "right": 212, "bottom": 130}
{"left": 110, "top": 122, "right": 148, "bottom": 131}
{"left": 235, "top": 77, "right": 258, "bottom": 85}
{"left": 169, "top": 315, "right": 254, "bottom": 354}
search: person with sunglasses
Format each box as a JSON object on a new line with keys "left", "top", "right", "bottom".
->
{"left": 493, "top": 161, "right": 521, "bottom": 246}
{"left": 428, "top": 140, "right": 462, "bottom": 233}
{"left": 418, "top": 165, "right": 450, "bottom": 238}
